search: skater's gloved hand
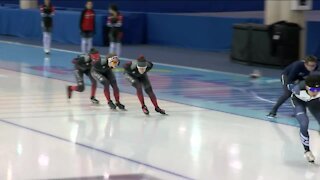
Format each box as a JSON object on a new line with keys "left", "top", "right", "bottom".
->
{"left": 111, "top": 17, "right": 117, "bottom": 24}
{"left": 72, "top": 59, "right": 77, "bottom": 64}
{"left": 287, "top": 84, "right": 300, "bottom": 95}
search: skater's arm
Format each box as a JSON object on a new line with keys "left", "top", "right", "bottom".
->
{"left": 92, "top": 10, "right": 96, "bottom": 34}
{"left": 50, "top": 6, "right": 55, "bottom": 16}
{"left": 288, "top": 81, "right": 306, "bottom": 95}
{"left": 40, "top": 5, "right": 44, "bottom": 16}
{"left": 146, "top": 61, "right": 153, "bottom": 72}
{"left": 72, "top": 58, "right": 78, "bottom": 64}
{"left": 114, "top": 15, "right": 122, "bottom": 27}
{"left": 107, "top": 16, "right": 112, "bottom": 27}
{"left": 287, "top": 66, "right": 300, "bottom": 84}
{"left": 79, "top": 10, "right": 85, "bottom": 30}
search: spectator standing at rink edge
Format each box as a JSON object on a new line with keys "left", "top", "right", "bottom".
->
{"left": 40, "top": 0, "right": 55, "bottom": 54}
{"left": 107, "top": 4, "right": 123, "bottom": 57}
{"left": 80, "top": 0, "right": 96, "bottom": 53}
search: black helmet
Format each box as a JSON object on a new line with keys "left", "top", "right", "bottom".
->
{"left": 89, "top": 48, "right": 100, "bottom": 61}
{"left": 306, "top": 75, "right": 320, "bottom": 92}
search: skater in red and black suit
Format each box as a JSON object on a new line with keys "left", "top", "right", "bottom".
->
{"left": 80, "top": 0, "right": 95, "bottom": 53}
{"left": 40, "top": 0, "right": 55, "bottom": 54}
{"left": 123, "top": 56, "right": 166, "bottom": 115}
{"left": 67, "top": 48, "right": 100, "bottom": 104}
{"left": 91, "top": 54, "right": 125, "bottom": 110}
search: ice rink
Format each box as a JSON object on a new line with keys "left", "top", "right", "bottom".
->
{"left": 1, "top": 41, "right": 320, "bottom": 179}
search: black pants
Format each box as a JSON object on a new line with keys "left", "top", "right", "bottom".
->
{"left": 270, "top": 75, "right": 292, "bottom": 114}
{"left": 42, "top": 18, "right": 52, "bottom": 32}
{"left": 124, "top": 73, "right": 159, "bottom": 108}
{"left": 81, "top": 31, "right": 94, "bottom": 38}
{"left": 91, "top": 69, "right": 120, "bottom": 102}
{"left": 124, "top": 73, "right": 152, "bottom": 90}
{"left": 74, "top": 69, "right": 96, "bottom": 92}
{"left": 108, "top": 28, "right": 122, "bottom": 43}
{"left": 91, "top": 69, "right": 117, "bottom": 86}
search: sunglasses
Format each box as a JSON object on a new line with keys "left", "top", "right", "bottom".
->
{"left": 308, "top": 87, "right": 320, "bottom": 92}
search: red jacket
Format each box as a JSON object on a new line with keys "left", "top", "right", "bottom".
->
{"left": 80, "top": 9, "right": 95, "bottom": 31}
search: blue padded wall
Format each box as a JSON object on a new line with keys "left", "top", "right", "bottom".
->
{"left": 34, "top": 0, "right": 265, "bottom": 12}
{"left": 1, "top": 3, "right": 320, "bottom": 56}
{"left": 146, "top": 13, "right": 262, "bottom": 51}
{"left": 0, "top": 7, "right": 146, "bottom": 45}
{"left": 3, "top": 0, "right": 320, "bottom": 11}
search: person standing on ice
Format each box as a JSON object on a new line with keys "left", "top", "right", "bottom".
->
{"left": 79, "top": 0, "right": 96, "bottom": 53}
{"left": 107, "top": 4, "right": 123, "bottom": 57}
{"left": 40, "top": 0, "right": 55, "bottom": 54}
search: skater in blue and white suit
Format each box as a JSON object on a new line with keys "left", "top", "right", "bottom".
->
{"left": 288, "top": 74, "right": 320, "bottom": 163}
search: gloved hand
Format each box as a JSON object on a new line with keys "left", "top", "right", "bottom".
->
{"left": 43, "top": 8, "right": 51, "bottom": 14}
{"left": 287, "top": 84, "right": 300, "bottom": 95}
{"left": 110, "top": 17, "right": 118, "bottom": 24}
{"left": 124, "top": 73, "right": 136, "bottom": 84}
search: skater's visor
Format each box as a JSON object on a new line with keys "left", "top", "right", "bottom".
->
{"left": 108, "top": 56, "right": 119, "bottom": 66}
{"left": 137, "top": 65, "right": 147, "bottom": 69}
